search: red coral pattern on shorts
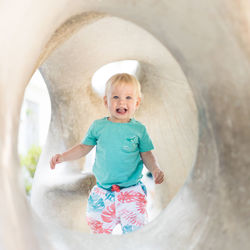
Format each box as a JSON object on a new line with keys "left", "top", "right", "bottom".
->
{"left": 117, "top": 191, "right": 138, "bottom": 203}
{"left": 87, "top": 217, "right": 112, "bottom": 234}
{"left": 120, "top": 209, "right": 143, "bottom": 226}
{"left": 101, "top": 203, "right": 116, "bottom": 223}
{"left": 135, "top": 192, "right": 147, "bottom": 214}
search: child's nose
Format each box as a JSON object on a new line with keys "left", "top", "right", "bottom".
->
{"left": 118, "top": 98, "right": 126, "bottom": 105}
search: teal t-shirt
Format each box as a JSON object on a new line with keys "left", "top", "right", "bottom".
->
{"left": 82, "top": 117, "right": 154, "bottom": 189}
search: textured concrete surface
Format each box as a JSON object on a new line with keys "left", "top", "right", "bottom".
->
{"left": 0, "top": 0, "right": 250, "bottom": 250}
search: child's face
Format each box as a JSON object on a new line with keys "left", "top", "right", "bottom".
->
{"left": 104, "top": 82, "right": 141, "bottom": 123}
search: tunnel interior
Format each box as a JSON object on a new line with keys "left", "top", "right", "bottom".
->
{"left": 1, "top": 1, "right": 249, "bottom": 250}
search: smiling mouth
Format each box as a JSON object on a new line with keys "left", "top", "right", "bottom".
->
{"left": 116, "top": 108, "right": 127, "bottom": 114}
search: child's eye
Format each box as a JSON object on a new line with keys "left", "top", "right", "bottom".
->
{"left": 113, "top": 96, "right": 119, "bottom": 99}
{"left": 126, "top": 96, "right": 132, "bottom": 100}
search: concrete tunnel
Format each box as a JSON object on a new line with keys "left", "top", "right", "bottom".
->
{"left": 0, "top": 1, "right": 250, "bottom": 250}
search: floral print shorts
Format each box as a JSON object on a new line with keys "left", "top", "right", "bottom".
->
{"left": 86, "top": 182, "right": 148, "bottom": 234}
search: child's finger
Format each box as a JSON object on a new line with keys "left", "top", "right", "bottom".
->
{"left": 50, "top": 154, "right": 62, "bottom": 169}
{"left": 50, "top": 156, "right": 57, "bottom": 169}
{"left": 158, "top": 176, "right": 164, "bottom": 184}
{"left": 155, "top": 172, "right": 164, "bottom": 184}
{"left": 154, "top": 175, "right": 159, "bottom": 184}
{"left": 56, "top": 155, "right": 62, "bottom": 163}
{"left": 50, "top": 159, "right": 55, "bottom": 169}
{"left": 155, "top": 177, "right": 162, "bottom": 184}
{"left": 155, "top": 178, "right": 163, "bottom": 184}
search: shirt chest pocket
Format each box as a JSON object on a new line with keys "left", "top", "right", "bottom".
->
{"left": 122, "top": 136, "right": 139, "bottom": 153}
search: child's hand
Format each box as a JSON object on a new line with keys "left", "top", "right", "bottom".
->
{"left": 152, "top": 168, "right": 164, "bottom": 184}
{"left": 50, "top": 154, "right": 63, "bottom": 169}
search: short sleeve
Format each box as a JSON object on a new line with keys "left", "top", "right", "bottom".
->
{"left": 81, "top": 121, "right": 97, "bottom": 145}
{"left": 139, "top": 126, "right": 154, "bottom": 152}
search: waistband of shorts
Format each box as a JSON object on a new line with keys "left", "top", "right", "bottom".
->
{"left": 97, "top": 181, "right": 142, "bottom": 192}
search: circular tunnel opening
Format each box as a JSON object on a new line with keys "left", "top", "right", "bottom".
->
{"left": 91, "top": 60, "right": 142, "bottom": 97}
{"left": 18, "top": 70, "right": 51, "bottom": 197}
{"left": 3, "top": 2, "right": 249, "bottom": 249}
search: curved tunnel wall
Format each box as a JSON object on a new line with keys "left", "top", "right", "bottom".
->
{"left": 0, "top": 1, "right": 249, "bottom": 250}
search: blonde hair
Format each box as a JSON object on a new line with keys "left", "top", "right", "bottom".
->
{"left": 105, "top": 73, "right": 142, "bottom": 98}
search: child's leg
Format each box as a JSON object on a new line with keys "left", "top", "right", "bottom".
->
{"left": 117, "top": 183, "right": 148, "bottom": 234}
{"left": 86, "top": 185, "right": 118, "bottom": 234}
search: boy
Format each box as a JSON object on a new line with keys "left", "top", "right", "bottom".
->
{"left": 50, "top": 73, "right": 164, "bottom": 234}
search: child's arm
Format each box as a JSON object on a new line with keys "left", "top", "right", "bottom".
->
{"left": 140, "top": 151, "right": 164, "bottom": 184}
{"left": 50, "top": 144, "right": 94, "bottom": 169}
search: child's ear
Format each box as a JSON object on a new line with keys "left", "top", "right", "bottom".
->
{"left": 103, "top": 96, "right": 108, "bottom": 107}
{"left": 136, "top": 97, "right": 141, "bottom": 108}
